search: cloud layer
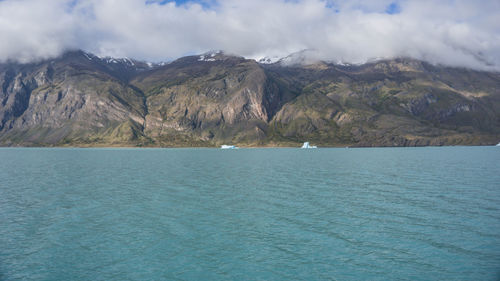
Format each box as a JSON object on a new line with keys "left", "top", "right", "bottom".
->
{"left": 1, "top": 0, "right": 499, "bottom": 70}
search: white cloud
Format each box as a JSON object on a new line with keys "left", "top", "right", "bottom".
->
{"left": 0, "top": 0, "right": 499, "bottom": 70}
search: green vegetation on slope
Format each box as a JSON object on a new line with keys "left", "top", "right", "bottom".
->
{"left": 0, "top": 52, "right": 499, "bottom": 147}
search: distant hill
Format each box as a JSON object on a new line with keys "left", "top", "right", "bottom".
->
{"left": 1, "top": 50, "right": 499, "bottom": 147}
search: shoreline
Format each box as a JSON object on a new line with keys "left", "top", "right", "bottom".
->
{"left": 0, "top": 144, "right": 498, "bottom": 149}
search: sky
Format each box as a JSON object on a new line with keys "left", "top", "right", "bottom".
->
{"left": 0, "top": 0, "right": 499, "bottom": 70}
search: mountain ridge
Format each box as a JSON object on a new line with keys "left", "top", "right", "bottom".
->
{"left": 0, "top": 50, "right": 499, "bottom": 147}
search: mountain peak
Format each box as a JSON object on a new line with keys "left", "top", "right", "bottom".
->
{"left": 197, "top": 50, "right": 222, "bottom": 62}
{"left": 257, "top": 56, "right": 281, "bottom": 64}
{"left": 196, "top": 50, "right": 245, "bottom": 62}
{"left": 1, "top": 48, "right": 499, "bottom": 147}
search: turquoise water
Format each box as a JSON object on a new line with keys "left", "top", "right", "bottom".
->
{"left": 0, "top": 147, "right": 499, "bottom": 280}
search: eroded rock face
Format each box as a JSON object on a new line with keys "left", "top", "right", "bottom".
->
{"left": 0, "top": 71, "right": 35, "bottom": 130}
{"left": 0, "top": 52, "right": 147, "bottom": 145}
{"left": 131, "top": 55, "right": 287, "bottom": 144}
{"left": 0, "top": 51, "right": 499, "bottom": 147}
{"left": 400, "top": 93, "right": 437, "bottom": 115}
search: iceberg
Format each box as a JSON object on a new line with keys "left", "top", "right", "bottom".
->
{"left": 496, "top": 142, "right": 500, "bottom": 146}
{"left": 301, "top": 142, "right": 317, "bottom": 149}
{"left": 221, "top": 145, "right": 238, "bottom": 149}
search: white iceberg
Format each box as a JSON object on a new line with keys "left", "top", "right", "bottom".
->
{"left": 496, "top": 142, "right": 500, "bottom": 146}
{"left": 221, "top": 145, "right": 238, "bottom": 149}
{"left": 301, "top": 142, "right": 317, "bottom": 149}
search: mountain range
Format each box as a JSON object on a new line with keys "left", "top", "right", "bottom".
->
{"left": 1, "top": 50, "right": 499, "bottom": 147}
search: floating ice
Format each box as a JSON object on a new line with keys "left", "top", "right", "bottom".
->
{"left": 221, "top": 145, "right": 238, "bottom": 149}
{"left": 301, "top": 142, "right": 317, "bottom": 149}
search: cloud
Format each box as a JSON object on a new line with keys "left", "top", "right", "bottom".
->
{"left": 0, "top": 0, "right": 499, "bottom": 71}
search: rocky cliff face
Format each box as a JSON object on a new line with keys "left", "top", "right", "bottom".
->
{"left": 130, "top": 52, "right": 294, "bottom": 145}
{"left": 0, "top": 51, "right": 148, "bottom": 145}
{"left": 0, "top": 51, "right": 499, "bottom": 147}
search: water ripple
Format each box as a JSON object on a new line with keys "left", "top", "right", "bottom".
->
{"left": 0, "top": 147, "right": 499, "bottom": 280}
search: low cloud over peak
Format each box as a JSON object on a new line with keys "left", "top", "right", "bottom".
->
{"left": 0, "top": 0, "right": 499, "bottom": 71}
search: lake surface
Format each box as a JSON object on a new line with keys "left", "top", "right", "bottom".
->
{"left": 0, "top": 147, "right": 499, "bottom": 280}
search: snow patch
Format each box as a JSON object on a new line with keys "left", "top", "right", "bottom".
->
{"left": 259, "top": 56, "right": 280, "bottom": 64}
{"left": 336, "top": 60, "right": 351, "bottom": 66}
{"left": 83, "top": 52, "right": 93, "bottom": 60}
{"left": 198, "top": 50, "right": 222, "bottom": 62}
{"left": 124, "top": 58, "right": 135, "bottom": 66}
{"left": 198, "top": 55, "right": 217, "bottom": 62}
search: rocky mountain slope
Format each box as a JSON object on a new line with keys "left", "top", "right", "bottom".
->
{"left": 0, "top": 50, "right": 499, "bottom": 147}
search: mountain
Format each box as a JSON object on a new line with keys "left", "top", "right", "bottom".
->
{"left": 0, "top": 50, "right": 499, "bottom": 147}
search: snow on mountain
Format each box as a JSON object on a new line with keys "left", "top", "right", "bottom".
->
{"left": 254, "top": 50, "right": 323, "bottom": 66}
{"left": 198, "top": 50, "right": 222, "bottom": 62}
{"left": 254, "top": 50, "right": 371, "bottom": 67}
{"left": 78, "top": 51, "right": 172, "bottom": 70}
{"left": 277, "top": 49, "right": 322, "bottom": 66}
{"left": 257, "top": 56, "right": 281, "bottom": 64}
